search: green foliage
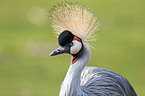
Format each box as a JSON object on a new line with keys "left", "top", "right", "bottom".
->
{"left": 0, "top": 0, "right": 145, "bottom": 95}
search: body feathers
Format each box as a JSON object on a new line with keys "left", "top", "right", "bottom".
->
{"left": 50, "top": 2, "right": 137, "bottom": 96}
{"left": 59, "top": 43, "right": 136, "bottom": 96}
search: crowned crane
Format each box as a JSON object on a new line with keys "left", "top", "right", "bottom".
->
{"left": 49, "top": 2, "right": 137, "bottom": 96}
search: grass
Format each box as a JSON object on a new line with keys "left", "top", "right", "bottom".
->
{"left": 0, "top": 0, "right": 145, "bottom": 95}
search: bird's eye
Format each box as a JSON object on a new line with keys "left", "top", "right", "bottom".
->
{"left": 65, "top": 42, "right": 73, "bottom": 47}
{"left": 70, "top": 42, "right": 73, "bottom": 46}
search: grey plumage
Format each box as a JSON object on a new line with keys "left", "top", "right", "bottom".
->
{"left": 57, "top": 43, "right": 137, "bottom": 96}
{"left": 49, "top": 2, "right": 137, "bottom": 96}
{"left": 81, "top": 67, "right": 137, "bottom": 96}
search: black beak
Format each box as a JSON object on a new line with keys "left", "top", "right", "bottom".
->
{"left": 49, "top": 46, "right": 70, "bottom": 56}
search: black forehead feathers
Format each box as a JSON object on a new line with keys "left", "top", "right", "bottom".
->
{"left": 58, "top": 30, "right": 74, "bottom": 46}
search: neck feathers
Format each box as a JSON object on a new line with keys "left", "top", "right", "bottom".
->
{"left": 59, "top": 43, "right": 91, "bottom": 96}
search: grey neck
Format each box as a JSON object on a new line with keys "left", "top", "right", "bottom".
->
{"left": 59, "top": 43, "right": 91, "bottom": 96}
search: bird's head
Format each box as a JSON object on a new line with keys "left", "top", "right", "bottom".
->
{"left": 49, "top": 30, "right": 83, "bottom": 57}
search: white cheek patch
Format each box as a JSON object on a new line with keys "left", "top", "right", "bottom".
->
{"left": 70, "top": 40, "right": 82, "bottom": 54}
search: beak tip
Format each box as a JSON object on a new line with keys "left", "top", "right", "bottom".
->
{"left": 49, "top": 54, "right": 53, "bottom": 56}
{"left": 49, "top": 52, "right": 54, "bottom": 56}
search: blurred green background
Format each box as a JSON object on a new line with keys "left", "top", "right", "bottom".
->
{"left": 0, "top": 0, "right": 145, "bottom": 95}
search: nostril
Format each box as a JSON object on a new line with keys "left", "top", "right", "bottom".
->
{"left": 58, "top": 49, "right": 60, "bottom": 51}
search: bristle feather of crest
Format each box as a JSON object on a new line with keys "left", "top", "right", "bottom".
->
{"left": 50, "top": 2, "right": 100, "bottom": 43}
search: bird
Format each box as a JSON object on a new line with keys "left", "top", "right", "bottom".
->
{"left": 49, "top": 2, "right": 137, "bottom": 96}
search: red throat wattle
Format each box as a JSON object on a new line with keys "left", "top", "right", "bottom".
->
{"left": 71, "top": 55, "right": 78, "bottom": 64}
